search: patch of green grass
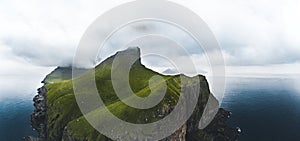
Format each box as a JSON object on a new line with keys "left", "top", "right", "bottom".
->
{"left": 45, "top": 48, "right": 209, "bottom": 141}
{"left": 43, "top": 67, "right": 88, "bottom": 84}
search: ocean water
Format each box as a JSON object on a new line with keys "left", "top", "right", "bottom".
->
{"left": 0, "top": 76, "right": 300, "bottom": 141}
{"left": 0, "top": 97, "right": 37, "bottom": 141}
{"left": 0, "top": 74, "right": 49, "bottom": 141}
{"left": 221, "top": 77, "right": 300, "bottom": 141}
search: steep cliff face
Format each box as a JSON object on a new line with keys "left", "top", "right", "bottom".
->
{"left": 30, "top": 86, "right": 47, "bottom": 140}
{"left": 29, "top": 47, "right": 239, "bottom": 141}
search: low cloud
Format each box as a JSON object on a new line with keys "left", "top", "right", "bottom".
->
{"left": 3, "top": 37, "right": 75, "bottom": 67}
{"left": 0, "top": 0, "right": 300, "bottom": 69}
{"left": 184, "top": 0, "right": 300, "bottom": 66}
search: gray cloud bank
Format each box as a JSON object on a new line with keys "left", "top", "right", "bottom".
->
{"left": 0, "top": 0, "right": 300, "bottom": 70}
{"left": 3, "top": 37, "right": 75, "bottom": 67}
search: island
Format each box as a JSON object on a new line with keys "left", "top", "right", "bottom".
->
{"left": 25, "top": 47, "right": 240, "bottom": 141}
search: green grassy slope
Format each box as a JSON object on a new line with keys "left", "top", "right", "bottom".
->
{"left": 44, "top": 47, "right": 211, "bottom": 141}
{"left": 43, "top": 67, "right": 88, "bottom": 84}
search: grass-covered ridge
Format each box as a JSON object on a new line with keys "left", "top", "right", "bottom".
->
{"left": 43, "top": 66, "right": 88, "bottom": 84}
{"left": 45, "top": 47, "right": 211, "bottom": 141}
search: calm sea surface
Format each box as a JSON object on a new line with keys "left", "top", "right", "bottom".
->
{"left": 222, "top": 77, "right": 300, "bottom": 141}
{"left": 0, "top": 76, "right": 300, "bottom": 140}
{"left": 0, "top": 75, "right": 47, "bottom": 141}
{"left": 0, "top": 97, "right": 37, "bottom": 141}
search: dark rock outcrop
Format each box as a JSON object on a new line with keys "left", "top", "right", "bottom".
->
{"left": 26, "top": 86, "right": 48, "bottom": 141}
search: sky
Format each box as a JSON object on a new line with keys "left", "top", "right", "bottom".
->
{"left": 0, "top": 0, "right": 300, "bottom": 98}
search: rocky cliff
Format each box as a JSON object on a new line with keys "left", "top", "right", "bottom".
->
{"left": 27, "top": 47, "right": 240, "bottom": 141}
